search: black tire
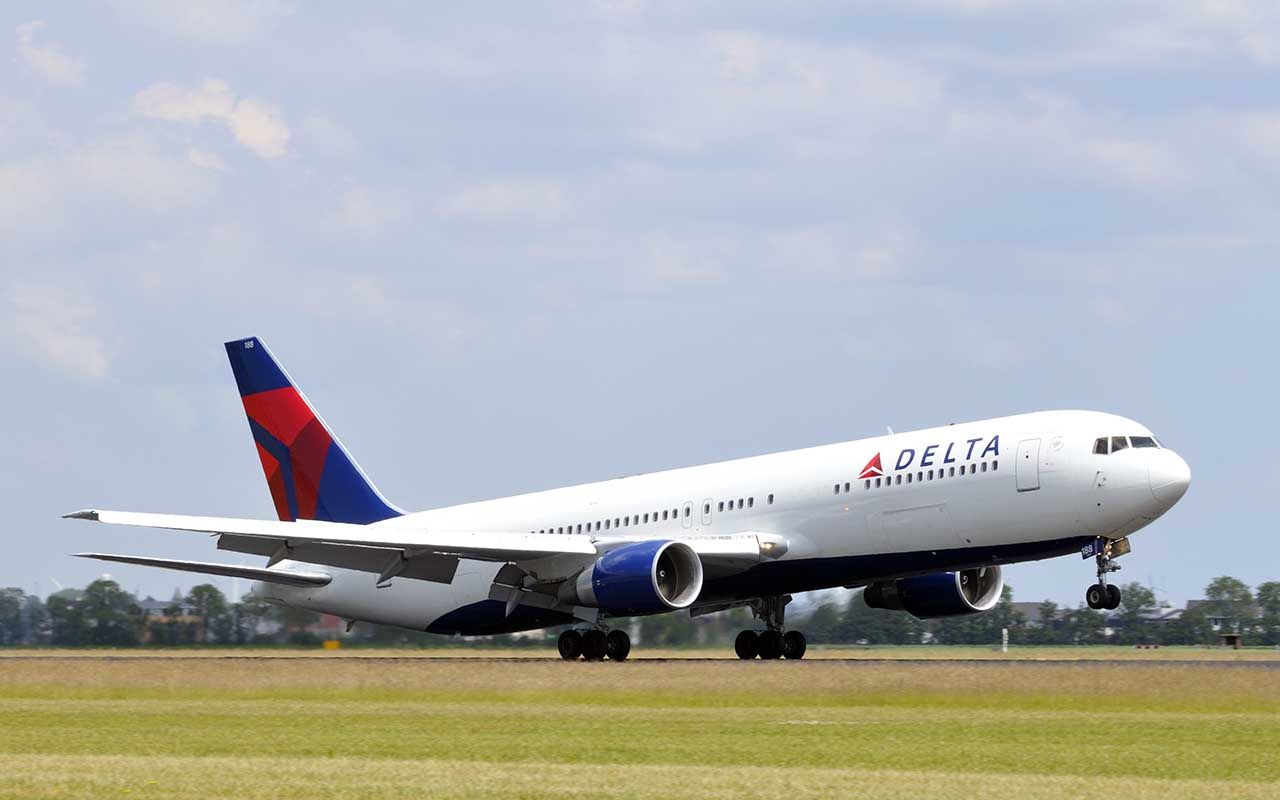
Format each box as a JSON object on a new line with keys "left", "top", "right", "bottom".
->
{"left": 1086, "top": 583, "right": 1106, "bottom": 610}
{"left": 757, "top": 630, "right": 784, "bottom": 660}
{"left": 557, "top": 629, "right": 582, "bottom": 660}
{"left": 581, "top": 629, "right": 608, "bottom": 661}
{"left": 782, "top": 630, "right": 807, "bottom": 660}
{"left": 734, "top": 630, "right": 758, "bottom": 660}
{"left": 606, "top": 630, "right": 631, "bottom": 662}
{"left": 1105, "top": 584, "right": 1122, "bottom": 610}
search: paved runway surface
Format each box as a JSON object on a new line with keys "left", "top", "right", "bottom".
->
{"left": 3, "top": 655, "right": 1277, "bottom": 667}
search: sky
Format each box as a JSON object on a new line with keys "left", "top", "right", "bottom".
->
{"left": 2, "top": 1, "right": 1277, "bottom": 609}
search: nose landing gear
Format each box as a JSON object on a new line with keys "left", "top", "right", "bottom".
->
{"left": 1084, "top": 537, "right": 1128, "bottom": 610}
{"left": 734, "top": 595, "right": 808, "bottom": 660}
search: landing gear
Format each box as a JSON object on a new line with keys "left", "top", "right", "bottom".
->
{"left": 558, "top": 627, "right": 630, "bottom": 661}
{"left": 783, "top": 630, "right": 808, "bottom": 660}
{"left": 581, "top": 629, "right": 608, "bottom": 661}
{"left": 557, "top": 629, "right": 582, "bottom": 660}
{"left": 1085, "top": 539, "right": 1125, "bottom": 610}
{"left": 733, "top": 595, "right": 808, "bottom": 660}
{"left": 757, "top": 630, "right": 784, "bottom": 660}
{"left": 606, "top": 629, "right": 631, "bottom": 661}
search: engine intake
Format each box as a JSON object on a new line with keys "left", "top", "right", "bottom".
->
{"left": 863, "top": 566, "right": 1003, "bottom": 619}
{"left": 560, "top": 540, "right": 703, "bottom": 616}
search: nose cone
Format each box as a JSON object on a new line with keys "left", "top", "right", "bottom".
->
{"left": 1149, "top": 451, "right": 1191, "bottom": 508}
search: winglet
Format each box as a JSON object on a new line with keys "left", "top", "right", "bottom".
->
{"left": 63, "top": 509, "right": 100, "bottom": 521}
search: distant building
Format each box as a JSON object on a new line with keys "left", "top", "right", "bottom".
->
{"left": 1184, "top": 600, "right": 1263, "bottom": 632}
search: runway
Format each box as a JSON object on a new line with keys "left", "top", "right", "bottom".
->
{"left": 2, "top": 654, "right": 1277, "bottom": 668}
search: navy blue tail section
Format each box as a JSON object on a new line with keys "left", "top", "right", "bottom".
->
{"left": 225, "top": 336, "right": 403, "bottom": 524}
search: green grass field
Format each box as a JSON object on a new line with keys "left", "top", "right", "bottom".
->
{"left": 1, "top": 649, "right": 1277, "bottom": 799}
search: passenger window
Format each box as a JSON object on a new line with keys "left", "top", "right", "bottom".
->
{"left": 981, "top": 462, "right": 988, "bottom": 472}
{"left": 767, "top": 494, "right": 774, "bottom": 504}
{"left": 949, "top": 467, "right": 956, "bottom": 477}
{"left": 737, "top": 499, "right": 744, "bottom": 509}
{"left": 703, "top": 504, "right": 710, "bottom": 515}
{"left": 1131, "top": 436, "right": 1158, "bottom": 449}
{"left": 917, "top": 472, "right": 923, "bottom": 483}
{"left": 875, "top": 477, "right": 881, "bottom": 488}
{"left": 960, "top": 465, "right": 966, "bottom": 475}
{"left": 895, "top": 475, "right": 902, "bottom": 485}
{"left": 833, "top": 484, "right": 840, "bottom": 494}
{"left": 747, "top": 497, "right": 753, "bottom": 508}
{"left": 865, "top": 480, "right": 871, "bottom": 489}
{"left": 907, "top": 473, "right": 913, "bottom": 484}
{"left": 615, "top": 518, "right": 620, "bottom": 528}
{"left": 1094, "top": 437, "right": 1109, "bottom": 455}
{"left": 1111, "top": 436, "right": 1129, "bottom": 453}
{"left": 718, "top": 501, "right": 725, "bottom": 512}
{"left": 992, "top": 460, "right": 998, "bottom": 471}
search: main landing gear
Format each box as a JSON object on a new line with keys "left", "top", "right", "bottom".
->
{"left": 558, "top": 627, "right": 630, "bottom": 662}
{"left": 734, "top": 595, "right": 807, "bottom": 660}
{"left": 1085, "top": 538, "right": 1128, "bottom": 610}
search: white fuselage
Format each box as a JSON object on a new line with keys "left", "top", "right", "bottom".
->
{"left": 256, "top": 410, "right": 1190, "bottom": 635}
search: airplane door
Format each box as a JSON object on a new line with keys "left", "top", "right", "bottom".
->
{"left": 1016, "top": 438, "right": 1041, "bottom": 492}
{"left": 701, "top": 498, "right": 713, "bottom": 526}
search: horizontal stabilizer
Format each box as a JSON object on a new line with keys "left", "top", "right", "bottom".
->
{"left": 73, "top": 553, "right": 332, "bottom": 588}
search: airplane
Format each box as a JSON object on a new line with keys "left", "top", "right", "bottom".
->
{"left": 66, "top": 336, "right": 1191, "bottom": 661}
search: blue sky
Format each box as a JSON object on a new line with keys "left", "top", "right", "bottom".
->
{"left": 2, "top": 1, "right": 1277, "bottom": 608}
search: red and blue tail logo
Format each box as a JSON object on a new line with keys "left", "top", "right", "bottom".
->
{"left": 224, "top": 337, "right": 402, "bottom": 524}
{"left": 858, "top": 453, "right": 884, "bottom": 480}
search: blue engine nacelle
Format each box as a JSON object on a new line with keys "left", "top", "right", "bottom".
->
{"left": 560, "top": 540, "right": 704, "bottom": 616}
{"left": 862, "top": 565, "right": 1003, "bottom": 619}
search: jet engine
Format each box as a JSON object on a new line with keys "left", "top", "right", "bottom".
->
{"left": 863, "top": 565, "right": 1003, "bottom": 619}
{"left": 559, "top": 540, "right": 703, "bottom": 616}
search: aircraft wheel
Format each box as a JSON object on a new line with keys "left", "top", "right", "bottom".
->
{"left": 756, "top": 630, "right": 784, "bottom": 660}
{"left": 557, "top": 629, "right": 582, "bottom": 660}
{"left": 581, "top": 629, "right": 608, "bottom": 661}
{"left": 734, "top": 630, "right": 759, "bottom": 660}
{"left": 1085, "top": 583, "right": 1107, "bottom": 610}
{"left": 782, "top": 630, "right": 807, "bottom": 660}
{"left": 606, "top": 630, "right": 631, "bottom": 662}
{"left": 1105, "top": 584, "right": 1122, "bottom": 610}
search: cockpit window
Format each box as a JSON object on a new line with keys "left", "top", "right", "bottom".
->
{"left": 1094, "top": 438, "right": 1109, "bottom": 455}
{"left": 1130, "top": 436, "right": 1158, "bottom": 449}
{"left": 1110, "top": 436, "right": 1129, "bottom": 453}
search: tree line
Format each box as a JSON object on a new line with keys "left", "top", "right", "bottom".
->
{"left": 0, "top": 575, "right": 1276, "bottom": 647}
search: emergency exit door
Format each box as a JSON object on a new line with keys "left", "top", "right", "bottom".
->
{"left": 1016, "top": 438, "right": 1041, "bottom": 492}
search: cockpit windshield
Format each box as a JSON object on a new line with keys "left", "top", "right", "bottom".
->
{"left": 1094, "top": 435, "right": 1161, "bottom": 455}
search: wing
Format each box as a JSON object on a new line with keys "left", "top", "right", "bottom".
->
{"left": 65, "top": 509, "right": 597, "bottom": 585}
{"left": 65, "top": 510, "right": 788, "bottom": 599}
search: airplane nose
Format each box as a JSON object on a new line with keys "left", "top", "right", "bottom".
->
{"left": 1149, "top": 452, "right": 1191, "bottom": 508}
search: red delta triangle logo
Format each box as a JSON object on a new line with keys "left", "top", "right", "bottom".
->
{"left": 857, "top": 453, "right": 883, "bottom": 480}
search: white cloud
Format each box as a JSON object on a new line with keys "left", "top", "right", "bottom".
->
{"left": 187, "top": 147, "right": 228, "bottom": 172}
{"left": 0, "top": 136, "right": 215, "bottom": 240}
{"left": 107, "top": 0, "right": 295, "bottom": 44}
{"left": 16, "top": 21, "right": 85, "bottom": 87}
{"left": 298, "top": 115, "right": 358, "bottom": 159}
{"left": 341, "top": 187, "right": 409, "bottom": 236}
{"left": 134, "top": 79, "right": 290, "bottom": 159}
{"left": 436, "top": 179, "right": 567, "bottom": 222}
{"left": 4, "top": 283, "right": 110, "bottom": 380}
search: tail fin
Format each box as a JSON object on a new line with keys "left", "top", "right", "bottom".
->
{"left": 224, "top": 336, "right": 403, "bottom": 524}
